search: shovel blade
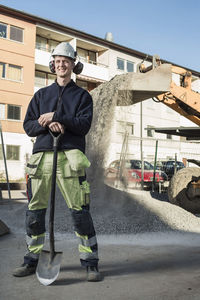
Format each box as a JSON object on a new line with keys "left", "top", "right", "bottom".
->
{"left": 36, "top": 250, "right": 62, "bottom": 286}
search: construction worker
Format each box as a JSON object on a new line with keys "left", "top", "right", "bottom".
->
{"left": 13, "top": 42, "right": 101, "bottom": 282}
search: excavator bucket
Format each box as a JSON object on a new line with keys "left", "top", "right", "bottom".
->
{"left": 117, "top": 63, "right": 172, "bottom": 106}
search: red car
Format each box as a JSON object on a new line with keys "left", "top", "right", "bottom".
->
{"left": 104, "top": 159, "right": 168, "bottom": 189}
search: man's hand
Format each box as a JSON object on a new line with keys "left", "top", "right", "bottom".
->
{"left": 38, "top": 112, "right": 54, "bottom": 127}
{"left": 49, "top": 122, "right": 65, "bottom": 134}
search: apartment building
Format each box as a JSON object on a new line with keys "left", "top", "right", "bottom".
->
{"left": 0, "top": 5, "right": 200, "bottom": 180}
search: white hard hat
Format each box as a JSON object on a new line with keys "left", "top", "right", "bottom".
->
{"left": 52, "top": 42, "right": 76, "bottom": 60}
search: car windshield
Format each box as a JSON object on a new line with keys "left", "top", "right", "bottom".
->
{"left": 130, "top": 160, "right": 154, "bottom": 170}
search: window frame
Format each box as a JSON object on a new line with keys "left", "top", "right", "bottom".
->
{"left": 127, "top": 60, "right": 134, "bottom": 72}
{"left": 0, "top": 22, "right": 7, "bottom": 39}
{"left": 147, "top": 125, "right": 154, "bottom": 138}
{"left": 117, "top": 58, "right": 125, "bottom": 71}
{"left": 35, "top": 70, "right": 56, "bottom": 87}
{"left": 0, "top": 62, "right": 6, "bottom": 78}
{"left": 77, "top": 47, "right": 97, "bottom": 64}
{"left": 166, "top": 134, "right": 172, "bottom": 140}
{"left": 0, "top": 61, "right": 23, "bottom": 82}
{"left": 10, "top": 25, "right": 24, "bottom": 43}
{"left": 116, "top": 120, "right": 134, "bottom": 135}
{"left": 0, "top": 22, "right": 24, "bottom": 43}
{"left": 6, "top": 145, "right": 20, "bottom": 161}
{"left": 117, "top": 57, "right": 135, "bottom": 72}
{"left": 7, "top": 104, "right": 21, "bottom": 121}
{"left": 7, "top": 64, "right": 22, "bottom": 81}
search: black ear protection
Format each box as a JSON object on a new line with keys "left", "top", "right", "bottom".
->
{"left": 49, "top": 60, "right": 56, "bottom": 73}
{"left": 73, "top": 61, "right": 83, "bottom": 74}
{"left": 49, "top": 56, "right": 83, "bottom": 75}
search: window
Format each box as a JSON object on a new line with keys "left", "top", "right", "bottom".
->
{"left": 36, "top": 36, "right": 60, "bottom": 53}
{"left": 10, "top": 26, "right": 23, "bottom": 42}
{"left": 0, "top": 62, "right": 6, "bottom": 78}
{"left": 126, "top": 123, "right": 134, "bottom": 135}
{"left": 35, "top": 71, "right": 46, "bottom": 87}
{"left": 36, "top": 36, "right": 48, "bottom": 51}
{"left": 88, "top": 51, "right": 96, "bottom": 63}
{"left": 7, "top": 105, "right": 21, "bottom": 120}
{"left": 76, "top": 79, "right": 88, "bottom": 90}
{"left": 147, "top": 126, "right": 154, "bottom": 137}
{"left": 117, "top": 58, "right": 125, "bottom": 70}
{"left": 0, "top": 23, "right": 23, "bottom": 43}
{"left": 0, "top": 23, "right": 7, "bottom": 38}
{"left": 117, "top": 121, "right": 134, "bottom": 135}
{"left": 49, "top": 40, "right": 59, "bottom": 53}
{"left": 127, "top": 61, "right": 134, "bottom": 72}
{"left": 167, "top": 134, "right": 172, "bottom": 139}
{"left": 0, "top": 104, "right": 6, "bottom": 119}
{"left": 0, "top": 62, "right": 22, "bottom": 81}
{"left": 117, "top": 58, "right": 135, "bottom": 72}
{"left": 76, "top": 79, "right": 97, "bottom": 91}
{"left": 6, "top": 145, "right": 20, "bottom": 160}
{"left": 117, "top": 121, "right": 126, "bottom": 133}
{"left": 47, "top": 74, "right": 56, "bottom": 86}
{"left": 77, "top": 48, "right": 96, "bottom": 64}
{"left": 7, "top": 64, "right": 22, "bottom": 81}
{"left": 35, "top": 71, "right": 56, "bottom": 87}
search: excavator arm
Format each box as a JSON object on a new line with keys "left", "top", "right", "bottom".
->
{"left": 156, "top": 66, "right": 200, "bottom": 126}
{"left": 117, "top": 61, "right": 200, "bottom": 126}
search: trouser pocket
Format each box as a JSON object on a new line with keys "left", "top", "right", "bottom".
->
{"left": 64, "top": 149, "right": 90, "bottom": 175}
{"left": 80, "top": 180, "right": 90, "bottom": 206}
{"left": 25, "top": 152, "right": 44, "bottom": 177}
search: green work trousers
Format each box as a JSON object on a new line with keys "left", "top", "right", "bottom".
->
{"left": 24, "top": 150, "right": 98, "bottom": 267}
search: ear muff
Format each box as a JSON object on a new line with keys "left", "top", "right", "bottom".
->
{"left": 73, "top": 62, "right": 84, "bottom": 74}
{"left": 49, "top": 60, "right": 55, "bottom": 73}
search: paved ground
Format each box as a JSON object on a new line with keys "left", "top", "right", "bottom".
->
{"left": 1, "top": 190, "right": 200, "bottom": 300}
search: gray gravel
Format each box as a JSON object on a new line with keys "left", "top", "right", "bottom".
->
{"left": 1, "top": 181, "right": 200, "bottom": 236}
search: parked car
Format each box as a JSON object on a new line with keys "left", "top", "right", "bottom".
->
{"left": 160, "top": 160, "right": 185, "bottom": 179}
{"left": 104, "top": 159, "right": 168, "bottom": 190}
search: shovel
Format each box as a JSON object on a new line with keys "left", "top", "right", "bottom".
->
{"left": 36, "top": 131, "right": 62, "bottom": 286}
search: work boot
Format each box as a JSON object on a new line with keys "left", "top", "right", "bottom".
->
{"left": 86, "top": 265, "right": 102, "bottom": 282}
{"left": 13, "top": 263, "right": 37, "bottom": 277}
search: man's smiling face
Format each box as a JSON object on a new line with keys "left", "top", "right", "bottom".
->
{"left": 54, "top": 56, "right": 74, "bottom": 79}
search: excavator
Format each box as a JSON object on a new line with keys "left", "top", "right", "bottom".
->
{"left": 115, "top": 55, "right": 200, "bottom": 214}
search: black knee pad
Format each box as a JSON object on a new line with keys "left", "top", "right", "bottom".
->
{"left": 26, "top": 209, "right": 46, "bottom": 237}
{"left": 70, "top": 208, "right": 95, "bottom": 236}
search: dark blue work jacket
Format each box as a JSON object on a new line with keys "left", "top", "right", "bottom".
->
{"left": 23, "top": 80, "right": 93, "bottom": 154}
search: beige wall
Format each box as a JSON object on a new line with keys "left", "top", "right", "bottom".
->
{"left": 0, "top": 13, "right": 36, "bottom": 134}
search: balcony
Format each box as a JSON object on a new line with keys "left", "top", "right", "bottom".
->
{"left": 79, "top": 58, "right": 109, "bottom": 81}
{"left": 35, "top": 48, "right": 51, "bottom": 68}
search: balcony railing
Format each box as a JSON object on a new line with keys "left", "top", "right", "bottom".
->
{"left": 79, "top": 56, "right": 108, "bottom": 68}
{"left": 36, "top": 43, "right": 54, "bottom": 53}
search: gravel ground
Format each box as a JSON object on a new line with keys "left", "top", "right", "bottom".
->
{"left": 1, "top": 182, "right": 200, "bottom": 236}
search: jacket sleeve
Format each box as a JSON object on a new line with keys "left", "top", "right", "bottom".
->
{"left": 52, "top": 92, "right": 93, "bottom": 136}
{"left": 23, "top": 93, "right": 47, "bottom": 137}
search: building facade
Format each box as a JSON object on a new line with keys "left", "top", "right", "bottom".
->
{"left": 0, "top": 5, "right": 200, "bottom": 180}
